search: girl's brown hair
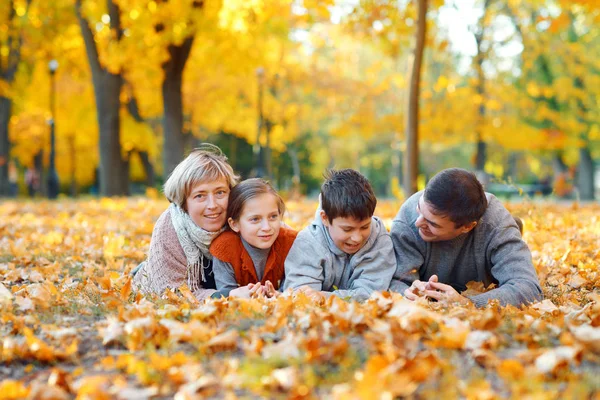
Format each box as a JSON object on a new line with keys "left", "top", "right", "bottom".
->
{"left": 227, "top": 178, "right": 285, "bottom": 222}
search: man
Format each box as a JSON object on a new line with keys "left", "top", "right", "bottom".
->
{"left": 390, "top": 168, "right": 542, "bottom": 307}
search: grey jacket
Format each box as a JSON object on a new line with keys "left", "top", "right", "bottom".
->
{"left": 390, "top": 191, "right": 543, "bottom": 307}
{"left": 283, "top": 213, "right": 396, "bottom": 302}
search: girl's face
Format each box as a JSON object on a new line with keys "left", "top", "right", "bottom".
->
{"left": 185, "top": 178, "right": 230, "bottom": 232}
{"left": 228, "top": 193, "right": 282, "bottom": 249}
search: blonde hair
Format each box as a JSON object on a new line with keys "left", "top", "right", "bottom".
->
{"left": 163, "top": 143, "right": 239, "bottom": 209}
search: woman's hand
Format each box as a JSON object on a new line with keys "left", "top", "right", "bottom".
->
{"left": 229, "top": 283, "right": 266, "bottom": 298}
{"left": 229, "top": 285, "right": 252, "bottom": 298}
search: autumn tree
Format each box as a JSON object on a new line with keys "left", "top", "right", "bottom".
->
{"left": 0, "top": 0, "right": 31, "bottom": 196}
{"left": 506, "top": 0, "right": 599, "bottom": 199}
{"left": 76, "top": 0, "right": 128, "bottom": 196}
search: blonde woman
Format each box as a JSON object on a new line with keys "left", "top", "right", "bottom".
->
{"left": 133, "top": 144, "right": 245, "bottom": 301}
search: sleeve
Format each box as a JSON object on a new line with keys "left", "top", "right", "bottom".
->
{"left": 333, "top": 234, "right": 397, "bottom": 302}
{"left": 468, "top": 226, "right": 543, "bottom": 307}
{"left": 282, "top": 236, "right": 326, "bottom": 291}
{"left": 212, "top": 257, "right": 239, "bottom": 295}
{"left": 389, "top": 220, "right": 425, "bottom": 294}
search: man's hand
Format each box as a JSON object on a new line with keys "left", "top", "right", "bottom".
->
{"left": 403, "top": 275, "right": 437, "bottom": 300}
{"left": 423, "top": 280, "right": 472, "bottom": 306}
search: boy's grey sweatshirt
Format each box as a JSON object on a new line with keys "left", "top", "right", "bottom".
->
{"left": 282, "top": 214, "right": 396, "bottom": 302}
{"left": 390, "top": 191, "right": 543, "bottom": 307}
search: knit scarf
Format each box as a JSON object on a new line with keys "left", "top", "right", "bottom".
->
{"left": 169, "top": 203, "right": 225, "bottom": 291}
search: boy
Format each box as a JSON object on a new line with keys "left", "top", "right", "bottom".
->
{"left": 283, "top": 169, "right": 396, "bottom": 302}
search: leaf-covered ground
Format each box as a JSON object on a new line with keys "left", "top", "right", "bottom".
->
{"left": 1, "top": 198, "right": 599, "bottom": 399}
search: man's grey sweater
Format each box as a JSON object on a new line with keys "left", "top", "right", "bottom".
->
{"left": 390, "top": 191, "right": 543, "bottom": 307}
{"left": 282, "top": 214, "right": 396, "bottom": 302}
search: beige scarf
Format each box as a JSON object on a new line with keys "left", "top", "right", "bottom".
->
{"left": 169, "top": 203, "right": 225, "bottom": 291}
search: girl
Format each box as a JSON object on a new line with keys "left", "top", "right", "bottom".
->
{"left": 210, "top": 178, "right": 297, "bottom": 298}
{"left": 133, "top": 144, "right": 251, "bottom": 300}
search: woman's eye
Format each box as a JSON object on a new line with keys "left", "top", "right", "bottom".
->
{"left": 251, "top": 217, "right": 260, "bottom": 223}
{"left": 195, "top": 194, "right": 204, "bottom": 199}
{"left": 269, "top": 214, "right": 279, "bottom": 220}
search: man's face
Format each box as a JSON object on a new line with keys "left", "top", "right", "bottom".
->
{"left": 415, "top": 196, "right": 476, "bottom": 242}
{"left": 321, "top": 211, "right": 371, "bottom": 255}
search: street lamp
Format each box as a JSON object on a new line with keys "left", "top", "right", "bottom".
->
{"left": 47, "top": 59, "right": 60, "bottom": 199}
{"left": 254, "top": 66, "right": 265, "bottom": 178}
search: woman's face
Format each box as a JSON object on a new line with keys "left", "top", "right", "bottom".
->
{"left": 185, "top": 178, "right": 230, "bottom": 231}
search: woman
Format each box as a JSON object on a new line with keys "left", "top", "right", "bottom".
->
{"left": 133, "top": 144, "right": 250, "bottom": 300}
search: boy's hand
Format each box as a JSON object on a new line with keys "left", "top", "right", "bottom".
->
{"left": 296, "top": 286, "right": 325, "bottom": 304}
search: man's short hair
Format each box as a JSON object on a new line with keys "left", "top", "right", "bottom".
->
{"left": 424, "top": 168, "right": 487, "bottom": 228}
{"left": 321, "top": 169, "right": 377, "bottom": 221}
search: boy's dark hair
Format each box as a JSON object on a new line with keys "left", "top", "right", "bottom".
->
{"left": 321, "top": 169, "right": 377, "bottom": 221}
{"left": 423, "top": 168, "right": 487, "bottom": 228}
{"left": 227, "top": 178, "right": 285, "bottom": 222}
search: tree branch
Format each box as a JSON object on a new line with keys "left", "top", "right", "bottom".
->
{"left": 75, "top": 0, "right": 104, "bottom": 75}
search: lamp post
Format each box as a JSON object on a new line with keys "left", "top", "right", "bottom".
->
{"left": 254, "top": 67, "right": 265, "bottom": 178}
{"left": 47, "top": 59, "right": 59, "bottom": 199}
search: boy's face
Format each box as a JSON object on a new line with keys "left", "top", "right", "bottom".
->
{"left": 320, "top": 211, "right": 372, "bottom": 255}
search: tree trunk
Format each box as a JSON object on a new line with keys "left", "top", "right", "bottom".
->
{"left": 69, "top": 135, "right": 77, "bottom": 197}
{"left": 162, "top": 36, "right": 195, "bottom": 178}
{"left": 0, "top": 0, "right": 31, "bottom": 196}
{"left": 264, "top": 120, "right": 274, "bottom": 181}
{"left": 288, "top": 146, "right": 301, "bottom": 197}
{"left": 138, "top": 150, "right": 155, "bottom": 187}
{"left": 474, "top": 0, "right": 491, "bottom": 173}
{"left": 125, "top": 83, "right": 156, "bottom": 188}
{"left": 551, "top": 151, "right": 568, "bottom": 175}
{"left": 229, "top": 133, "right": 237, "bottom": 169}
{"left": 97, "top": 73, "right": 127, "bottom": 195}
{"left": 577, "top": 146, "right": 595, "bottom": 200}
{"left": 403, "top": 0, "right": 428, "bottom": 197}
{"left": 507, "top": 152, "right": 519, "bottom": 182}
{"left": 0, "top": 96, "right": 10, "bottom": 196}
{"left": 76, "top": 0, "right": 128, "bottom": 196}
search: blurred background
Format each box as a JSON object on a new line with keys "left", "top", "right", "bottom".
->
{"left": 0, "top": 0, "right": 598, "bottom": 200}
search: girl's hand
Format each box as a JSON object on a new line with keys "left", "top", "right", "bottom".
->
{"left": 264, "top": 280, "right": 280, "bottom": 298}
{"left": 249, "top": 282, "right": 267, "bottom": 298}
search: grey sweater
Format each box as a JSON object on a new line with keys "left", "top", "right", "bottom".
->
{"left": 390, "top": 191, "right": 543, "bottom": 307}
{"left": 213, "top": 238, "right": 271, "bottom": 295}
{"left": 282, "top": 214, "right": 396, "bottom": 302}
